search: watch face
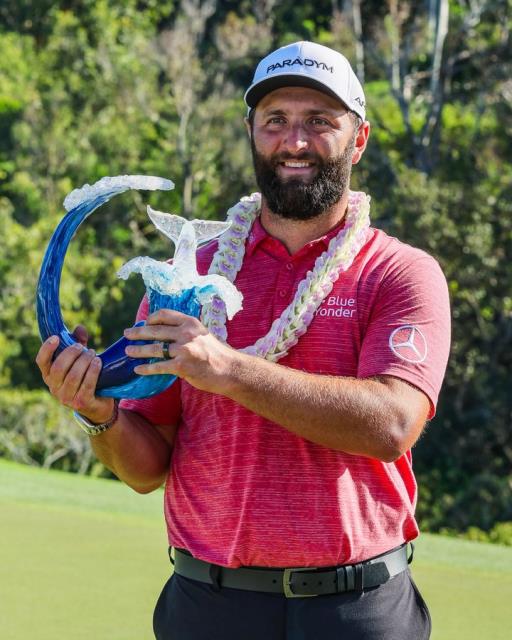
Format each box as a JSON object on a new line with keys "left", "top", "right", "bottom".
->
{"left": 73, "top": 411, "right": 104, "bottom": 435}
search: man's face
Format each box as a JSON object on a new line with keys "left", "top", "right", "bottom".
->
{"left": 248, "top": 87, "right": 363, "bottom": 221}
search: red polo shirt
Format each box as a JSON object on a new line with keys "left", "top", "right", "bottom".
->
{"left": 121, "top": 217, "right": 450, "bottom": 568}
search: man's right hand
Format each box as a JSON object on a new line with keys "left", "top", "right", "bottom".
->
{"left": 35, "top": 331, "right": 114, "bottom": 425}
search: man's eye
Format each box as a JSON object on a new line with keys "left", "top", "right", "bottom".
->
{"left": 267, "top": 117, "right": 285, "bottom": 125}
{"left": 310, "top": 117, "right": 330, "bottom": 126}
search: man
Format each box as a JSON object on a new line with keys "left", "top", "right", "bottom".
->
{"left": 36, "top": 41, "right": 450, "bottom": 639}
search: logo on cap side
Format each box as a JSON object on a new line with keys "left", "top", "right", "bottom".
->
{"left": 267, "top": 58, "right": 334, "bottom": 75}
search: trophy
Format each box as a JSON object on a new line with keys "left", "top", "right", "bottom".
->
{"left": 36, "top": 175, "right": 242, "bottom": 399}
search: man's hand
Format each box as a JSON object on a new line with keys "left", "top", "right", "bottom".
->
{"left": 123, "top": 309, "right": 239, "bottom": 396}
{"left": 35, "top": 329, "right": 114, "bottom": 424}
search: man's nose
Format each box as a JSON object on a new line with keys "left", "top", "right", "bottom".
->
{"left": 283, "top": 124, "right": 310, "bottom": 152}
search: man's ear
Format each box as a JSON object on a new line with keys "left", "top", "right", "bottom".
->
{"left": 244, "top": 117, "right": 252, "bottom": 140}
{"left": 352, "top": 121, "right": 370, "bottom": 165}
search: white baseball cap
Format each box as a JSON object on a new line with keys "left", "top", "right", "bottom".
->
{"left": 244, "top": 41, "right": 366, "bottom": 120}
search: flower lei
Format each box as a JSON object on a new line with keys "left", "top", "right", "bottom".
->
{"left": 201, "top": 190, "right": 371, "bottom": 362}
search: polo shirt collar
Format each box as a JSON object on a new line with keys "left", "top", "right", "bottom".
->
{"left": 245, "top": 216, "right": 268, "bottom": 257}
{"left": 245, "top": 215, "right": 346, "bottom": 258}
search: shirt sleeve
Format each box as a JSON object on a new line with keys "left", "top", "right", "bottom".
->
{"left": 357, "top": 255, "right": 451, "bottom": 418}
{"left": 119, "top": 295, "right": 182, "bottom": 426}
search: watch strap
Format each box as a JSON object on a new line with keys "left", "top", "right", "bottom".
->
{"left": 73, "top": 399, "right": 120, "bottom": 436}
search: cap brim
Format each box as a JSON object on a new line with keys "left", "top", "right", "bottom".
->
{"left": 244, "top": 74, "right": 350, "bottom": 112}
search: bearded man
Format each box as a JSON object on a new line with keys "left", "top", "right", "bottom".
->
{"left": 36, "top": 42, "right": 450, "bottom": 639}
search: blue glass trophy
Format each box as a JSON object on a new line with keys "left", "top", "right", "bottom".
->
{"left": 36, "top": 175, "right": 242, "bottom": 399}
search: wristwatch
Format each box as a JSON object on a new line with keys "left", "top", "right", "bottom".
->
{"left": 73, "top": 399, "right": 120, "bottom": 436}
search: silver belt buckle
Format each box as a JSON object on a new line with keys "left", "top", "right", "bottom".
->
{"left": 283, "top": 567, "right": 319, "bottom": 598}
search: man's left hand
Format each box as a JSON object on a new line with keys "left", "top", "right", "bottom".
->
{"left": 124, "top": 309, "right": 239, "bottom": 395}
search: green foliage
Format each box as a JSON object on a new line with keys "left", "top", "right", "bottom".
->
{"left": 439, "top": 521, "right": 512, "bottom": 547}
{"left": 0, "top": 390, "right": 110, "bottom": 476}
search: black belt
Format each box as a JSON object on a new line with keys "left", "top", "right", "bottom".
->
{"left": 170, "top": 544, "right": 412, "bottom": 598}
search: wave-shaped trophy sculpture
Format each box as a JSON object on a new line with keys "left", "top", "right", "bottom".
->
{"left": 36, "top": 175, "right": 243, "bottom": 399}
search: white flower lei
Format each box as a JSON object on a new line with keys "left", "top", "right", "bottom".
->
{"left": 201, "top": 190, "right": 371, "bottom": 362}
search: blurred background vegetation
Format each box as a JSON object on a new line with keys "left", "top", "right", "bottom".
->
{"left": 0, "top": 0, "right": 510, "bottom": 543}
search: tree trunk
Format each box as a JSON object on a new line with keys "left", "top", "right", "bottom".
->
{"left": 418, "top": 0, "right": 449, "bottom": 172}
{"left": 352, "top": 0, "right": 365, "bottom": 83}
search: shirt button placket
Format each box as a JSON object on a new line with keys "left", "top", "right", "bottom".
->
{"left": 276, "top": 262, "right": 295, "bottom": 303}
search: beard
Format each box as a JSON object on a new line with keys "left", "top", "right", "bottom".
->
{"left": 250, "top": 136, "right": 355, "bottom": 221}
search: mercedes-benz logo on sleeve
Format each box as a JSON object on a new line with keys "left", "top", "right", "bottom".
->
{"left": 389, "top": 325, "right": 428, "bottom": 363}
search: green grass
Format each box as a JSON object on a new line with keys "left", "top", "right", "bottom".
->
{"left": 0, "top": 460, "right": 169, "bottom": 640}
{"left": 413, "top": 536, "right": 512, "bottom": 639}
{"left": 1, "top": 459, "right": 511, "bottom": 639}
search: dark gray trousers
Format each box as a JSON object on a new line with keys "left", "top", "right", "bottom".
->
{"left": 153, "top": 569, "right": 431, "bottom": 639}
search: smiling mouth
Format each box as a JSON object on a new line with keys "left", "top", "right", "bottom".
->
{"left": 277, "top": 159, "right": 318, "bottom": 174}
{"left": 281, "top": 161, "right": 314, "bottom": 168}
